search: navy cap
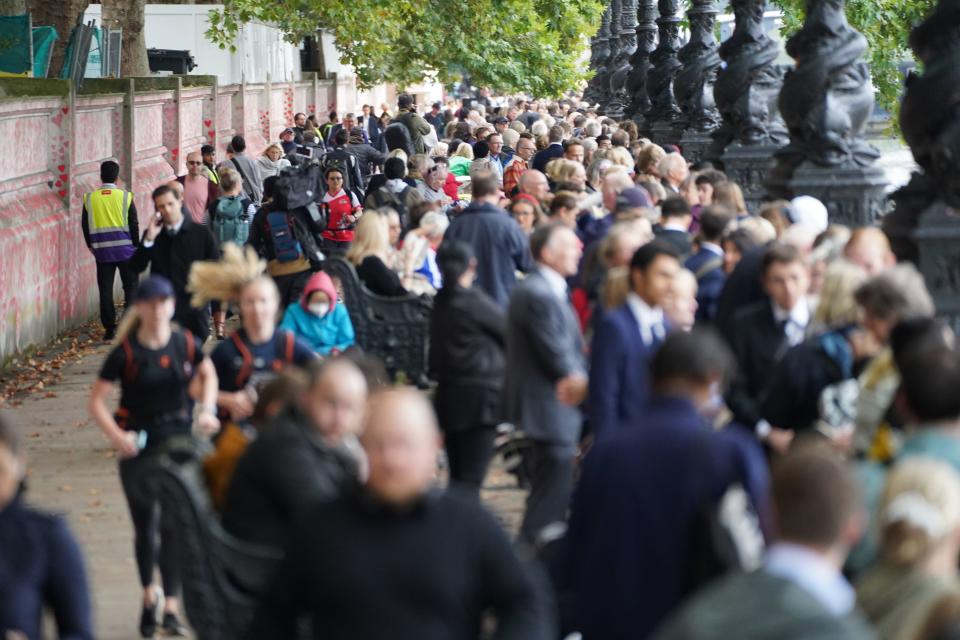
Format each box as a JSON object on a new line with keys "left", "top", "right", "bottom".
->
{"left": 615, "top": 186, "right": 653, "bottom": 212}
{"left": 135, "top": 275, "right": 175, "bottom": 301}
{"left": 493, "top": 116, "right": 509, "bottom": 124}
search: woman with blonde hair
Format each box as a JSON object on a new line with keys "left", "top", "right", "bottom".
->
{"left": 257, "top": 143, "right": 291, "bottom": 184}
{"left": 634, "top": 143, "right": 666, "bottom": 179}
{"left": 857, "top": 457, "right": 960, "bottom": 640}
{"left": 599, "top": 220, "right": 655, "bottom": 310}
{"left": 347, "top": 211, "right": 409, "bottom": 297}
{"left": 605, "top": 146, "right": 636, "bottom": 175}
{"left": 88, "top": 274, "right": 219, "bottom": 636}
{"left": 189, "top": 244, "right": 315, "bottom": 504}
{"left": 713, "top": 181, "right": 750, "bottom": 218}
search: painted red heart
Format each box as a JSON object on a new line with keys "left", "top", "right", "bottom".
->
{"left": 59, "top": 174, "right": 68, "bottom": 182}
{"left": 57, "top": 189, "right": 66, "bottom": 197}
{"left": 61, "top": 107, "right": 68, "bottom": 114}
{"left": 57, "top": 164, "right": 65, "bottom": 172}
{"left": 55, "top": 180, "right": 62, "bottom": 187}
{"left": 171, "top": 148, "right": 179, "bottom": 156}
{"left": 203, "top": 119, "right": 212, "bottom": 127}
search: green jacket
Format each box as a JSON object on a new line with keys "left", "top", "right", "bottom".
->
{"left": 655, "top": 570, "right": 876, "bottom": 640}
{"left": 395, "top": 109, "right": 432, "bottom": 154}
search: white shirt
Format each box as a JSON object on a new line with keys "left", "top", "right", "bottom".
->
{"left": 538, "top": 265, "right": 568, "bottom": 301}
{"left": 662, "top": 222, "right": 689, "bottom": 233}
{"left": 142, "top": 216, "right": 184, "bottom": 249}
{"left": 701, "top": 241, "right": 724, "bottom": 257}
{"left": 772, "top": 299, "right": 810, "bottom": 347}
{"left": 626, "top": 292, "right": 666, "bottom": 347}
{"left": 765, "top": 543, "right": 856, "bottom": 617}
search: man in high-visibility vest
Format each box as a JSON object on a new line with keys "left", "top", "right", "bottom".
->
{"left": 81, "top": 160, "right": 140, "bottom": 341}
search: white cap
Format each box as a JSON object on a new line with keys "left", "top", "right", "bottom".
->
{"left": 788, "top": 195, "right": 829, "bottom": 234}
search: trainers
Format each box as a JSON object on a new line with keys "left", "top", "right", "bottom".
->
{"left": 139, "top": 597, "right": 160, "bottom": 638}
{"left": 162, "top": 612, "right": 188, "bottom": 637}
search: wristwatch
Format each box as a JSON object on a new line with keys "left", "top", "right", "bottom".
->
{"left": 199, "top": 403, "right": 217, "bottom": 416}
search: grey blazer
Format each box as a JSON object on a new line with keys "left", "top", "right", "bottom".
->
{"left": 503, "top": 270, "right": 585, "bottom": 446}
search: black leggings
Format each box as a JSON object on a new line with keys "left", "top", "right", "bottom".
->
{"left": 119, "top": 454, "right": 181, "bottom": 596}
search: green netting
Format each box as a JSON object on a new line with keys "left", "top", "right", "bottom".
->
{"left": 33, "top": 26, "right": 57, "bottom": 78}
{"left": 0, "top": 14, "right": 32, "bottom": 75}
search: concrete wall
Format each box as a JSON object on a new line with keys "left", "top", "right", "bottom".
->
{"left": 0, "top": 73, "right": 341, "bottom": 363}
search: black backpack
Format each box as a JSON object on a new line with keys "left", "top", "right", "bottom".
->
{"left": 273, "top": 163, "right": 323, "bottom": 211}
{"left": 364, "top": 185, "right": 422, "bottom": 231}
{"left": 383, "top": 121, "right": 414, "bottom": 157}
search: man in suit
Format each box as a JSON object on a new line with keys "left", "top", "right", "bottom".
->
{"left": 727, "top": 243, "right": 811, "bottom": 452}
{"left": 505, "top": 223, "right": 587, "bottom": 544}
{"left": 129, "top": 184, "right": 220, "bottom": 340}
{"left": 655, "top": 447, "right": 870, "bottom": 640}
{"left": 655, "top": 197, "right": 694, "bottom": 258}
{"left": 531, "top": 125, "right": 565, "bottom": 173}
{"left": 325, "top": 112, "right": 369, "bottom": 147}
{"left": 589, "top": 240, "right": 681, "bottom": 439}
{"left": 566, "top": 330, "right": 770, "bottom": 639}
{"left": 685, "top": 205, "right": 735, "bottom": 324}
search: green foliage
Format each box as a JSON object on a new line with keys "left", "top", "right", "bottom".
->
{"left": 206, "top": 0, "right": 603, "bottom": 97}
{"left": 774, "top": 0, "right": 934, "bottom": 125}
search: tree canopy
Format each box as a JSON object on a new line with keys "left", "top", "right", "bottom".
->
{"left": 774, "top": 0, "right": 933, "bottom": 122}
{"left": 206, "top": 0, "right": 603, "bottom": 97}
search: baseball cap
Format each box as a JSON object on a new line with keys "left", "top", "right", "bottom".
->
{"left": 493, "top": 116, "right": 509, "bottom": 125}
{"left": 135, "top": 275, "right": 175, "bottom": 301}
{"left": 615, "top": 186, "right": 653, "bottom": 212}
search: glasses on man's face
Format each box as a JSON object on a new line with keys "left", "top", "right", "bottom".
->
{"left": 187, "top": 161, "right": 203, "bottom": 166}
{"left": 328, "top": 176, "right": 343, "bottom": 181}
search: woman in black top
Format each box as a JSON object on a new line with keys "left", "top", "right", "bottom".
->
{"left": 429, "top": 241, "right": 506, "bottom": 495}
{"left": 88, "top": 275, "right": 220, "bottom": 638}
{"left": 346, "top": 210, "right": 409, "bottom": 297}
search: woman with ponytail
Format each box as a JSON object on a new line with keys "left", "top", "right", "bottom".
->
{"left": 188, "top": 243, "right": 315, "bottom": 505}
{"left": 856, "top": 457, "right": 960, "bottom": 640}
{"left": 87, "top": 274, "right": 219, "bottom": 638}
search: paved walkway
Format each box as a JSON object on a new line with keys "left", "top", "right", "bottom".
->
{"left": 2, "top": 329, "right": 525, "bottom": 639}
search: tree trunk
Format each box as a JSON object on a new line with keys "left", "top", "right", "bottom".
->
{"left": 0, "top": 0, "right": 27, "bottom": 16}
{"left": 27, "top": 0, "right": 89, "bottom": 78}
{"left": 103, "top": 0, "right": 148, "bottom": 77}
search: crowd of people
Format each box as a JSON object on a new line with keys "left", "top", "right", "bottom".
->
{"left": 4, "top": 91, "right": 960, "bottom": 640}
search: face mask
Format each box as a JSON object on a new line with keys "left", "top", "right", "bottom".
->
{"left": 308, "top": 303, "right": 329, "bottom": 318}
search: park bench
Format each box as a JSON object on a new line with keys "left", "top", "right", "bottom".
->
{"left": 322, "top": 255, "right": 432, "bottom": 387}
{"left": 151, "top": 441, "right": 283, "bottom": 640}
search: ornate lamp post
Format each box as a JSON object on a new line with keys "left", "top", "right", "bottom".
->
{"left": 671, "top": 0, "right": 722, "bottom": 162}
{"left": 765, "top": 0, "right": 887, "bottom": 226}
{"left": 607, "top": 0, "right": 639, "bottom": 118}
{"left": 643, "top": 0, "right": 683, "bottom": 144}
{"left": 705, "top": 0, "right": 788, "bottom": 210}
{"left": 881, "top": 0, "right": 960, "bottom": 324}
{"left": 584, "top": 5, "right": 613, "bottom": 107}
{"left": 625, "top": 0, "right": 658, "bottom": 123}
{"left": 600, "top": 0, "right": 623, "bottom": 113}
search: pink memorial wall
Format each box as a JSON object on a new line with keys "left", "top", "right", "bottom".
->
{"left": 0, "top": 74, "right": 339, "bottom": 362}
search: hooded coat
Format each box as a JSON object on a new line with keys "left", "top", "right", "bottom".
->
{"left": 278, "top": 271, "right": 355, "bottom": 355}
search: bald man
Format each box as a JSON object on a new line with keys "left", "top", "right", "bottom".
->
{"left": 844, "top": 227, "right": 896, "bottom": 276}
{"left": 176, "top": 150, "right": 220, "bottom": 225}
{"left": 221, "top": 357, "right": 368, "bottom": 547}
{"left": 518, "top": 169, "right": 550, "bottom": 205}
{"left": 252, "top": 388, "right": 547, "bottom": 639}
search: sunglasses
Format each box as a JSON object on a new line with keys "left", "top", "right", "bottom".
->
{"left": 328, "top": 176, "right": 344, "bottom": 181}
